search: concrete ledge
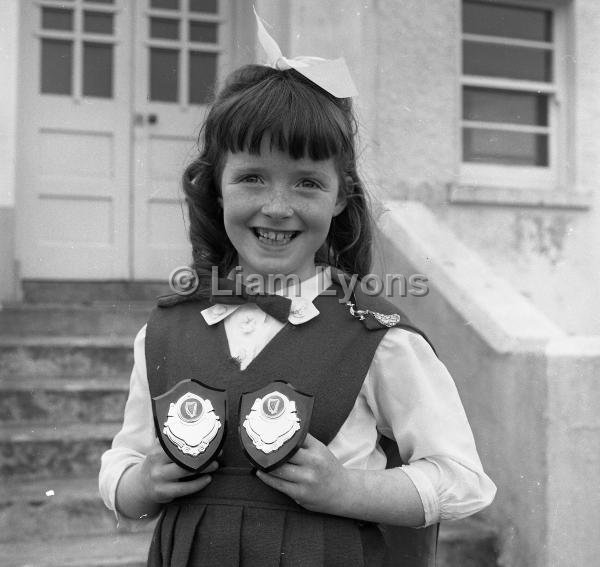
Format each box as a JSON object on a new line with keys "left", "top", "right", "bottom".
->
{"left": 375, "top": 201, "right": 564, "bottom": 354}
{"left": 373, "top": 200, "right": 598, "bottom": 567}
{"left": 449, "top": 184, "right": 593, "bottom": 210}
{"left": 21, "top": 280, "right": 170, "bottom": 303}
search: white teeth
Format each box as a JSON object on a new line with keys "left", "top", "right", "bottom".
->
{"left": 257, "top": 229, "right": 295, "bottom": 241}
{"left": 255, "top": 228, "right": 297, "bottom": 245}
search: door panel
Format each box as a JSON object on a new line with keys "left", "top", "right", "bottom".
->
{"left": 17, "top": 0, "right": 132, "bottom": 279}
{"left": 131, "top": 0, "right": 230, "bottom": 279}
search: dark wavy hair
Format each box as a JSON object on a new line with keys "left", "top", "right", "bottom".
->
{"left": 183, "top": 64, "right": 372, "bottom": 281}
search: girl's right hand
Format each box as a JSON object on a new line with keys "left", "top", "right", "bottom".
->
{"left": 139, "top": 438, "right": 219, "bottom": 504}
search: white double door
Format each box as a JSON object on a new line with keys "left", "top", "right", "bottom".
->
{"left": 17, "top": 0, "right": 234, "bottom": 280}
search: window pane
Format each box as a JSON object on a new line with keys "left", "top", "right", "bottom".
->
{"left": 189, "top": 51, "right": 216, "bottom": 104}
{"left": 151, "top": 0, "right": 180, "bottom": 10}
{"left": 189, "top": 21, "right": 218, "bottom": 43}
{"left": 463, "top": 1, "right": 552, "bottom": 41}
{"left": 190, "top": 0, "right": 218, "bottom": 14}
{"left": 41, "top": 39, "right": 72, "bottom": 95}
{"left": 150, "top": 48, "right": 179, "bottom": 102}
{"left": 42, "top": 7, "right": 73, "bottom": 31}
{"left": 463, "top": 41, "right": 552, "bottom": 82}
{"left": 84, "top": 11, "right": 114, "bottom": 34}
{"left": 150, "top": 17, "right": 179, "bottom": 40}
{"left": 463, "top": 88, "right": 548, "bottom": 126}
{"left": 463, "top": 128, "right": 548, "bottom": 166}
{"left": 83, "top": 42, "right": 113, "bottom": 97}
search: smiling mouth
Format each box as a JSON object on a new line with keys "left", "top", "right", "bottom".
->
{"left": 252, "top": 228, "right": 299, "bottom": 246}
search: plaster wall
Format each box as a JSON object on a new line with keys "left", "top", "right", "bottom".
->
{"left": 0, "top": 0, "right": 18, "bottom": 209}
{"left": 279, "top": 0, "right": 600, "bottom": 334}
{"left": 546, "top": 337, "right": 600, "bottom": 567}
{"left": 372, "top": 0, "right": 600, "bottom": 335}
{"left": 371, "top": 0, "right": 459, "bottom": 195}
{"left": 374, "top": 202, "right": 600, "bottom": 567}
{"left": 0, "top": 0, "right": 19, "bottom": 301}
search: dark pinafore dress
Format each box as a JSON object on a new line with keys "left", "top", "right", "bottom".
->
{"left": 145, "top": 278, "right": 438, "bottom": 567}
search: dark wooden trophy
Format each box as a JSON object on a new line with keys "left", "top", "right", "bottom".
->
{"left": 152, "top": 379, "right": 227, "bottom": 474}
{"left": 238, "top": 381, "right": 314, "bottom": 471}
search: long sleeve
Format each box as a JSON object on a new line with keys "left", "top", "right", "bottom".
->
{"left": 98, "top": 325, "right": 155, "bottom": 513}
{"left": 338, "top": 327, "right": 496, "bottom": 525}
{"left": 100, "top": 317, "right": 496, "bottom": 526}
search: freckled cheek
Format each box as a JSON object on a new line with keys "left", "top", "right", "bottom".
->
{"left": 221, "top": 192, "right": 260, "bottom": 223}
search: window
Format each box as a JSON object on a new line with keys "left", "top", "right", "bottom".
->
{"left": 147, "top": 0, "right": 220, "bottom": 105}
{"left": 460, "top": 0, "right": 566, "bottom": 190}
{"left": 39, "top": 0, "right": 116, "bottom": 99}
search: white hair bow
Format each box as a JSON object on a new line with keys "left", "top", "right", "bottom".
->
{"left": 254, "top": 8, "right": 358, "bottom": 99}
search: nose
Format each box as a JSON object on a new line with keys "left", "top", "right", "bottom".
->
{"left": 260, "top": 187, "right": 293, "bottom": 219}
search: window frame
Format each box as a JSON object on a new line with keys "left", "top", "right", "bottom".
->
{"left": 37, "top": 0, "right": 118, "bottom": 101}
{"left": 144, "top": 0, "right": 224, "bottom": 107}
{"left": 458, "top": 0, "right": 569, "bottom": 193}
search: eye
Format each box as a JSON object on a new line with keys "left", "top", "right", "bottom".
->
{"left": 240, "top": 174, "right": 263, "bottom": 184}
{"left": 297, "top": 178, "right": 323, "bottom": 189}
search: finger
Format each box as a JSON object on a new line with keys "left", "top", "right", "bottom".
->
{"left": 301, "top": 433, "right": 322, "bottom": 449}
{"left": 256, "top": 470, "right": 298, "bottom": 498}
{"left": 159, "top": 461, "right": 197, "bottom": 481}
{"left": 287, "top": 448, "right": 309, "bottom": 465}
{"left": 159, "top": 473, "right": 213, "bottom": 501}
{"left": 268, "top": 463, "right": 300, "bottom": 482}
{"left": 202, "top": 460, "right": 219, "bottom": 473}
{"left": 148, "top": 440, "right": 171, "bottom": 460}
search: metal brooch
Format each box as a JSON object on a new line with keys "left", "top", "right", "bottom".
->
{"left": 345, "top": 301, "right": 402, "bottom": 328}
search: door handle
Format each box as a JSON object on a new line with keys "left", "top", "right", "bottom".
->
{"left": 133, "top": 113, "right": 159, "bottom": 125}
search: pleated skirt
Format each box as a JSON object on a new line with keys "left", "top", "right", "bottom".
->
{"left": 147, "top": 472, "right": 386, "bottom": 567}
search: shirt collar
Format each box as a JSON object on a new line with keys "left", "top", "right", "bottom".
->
{"left": 201, "top": 267, "right": 332, "bottom": 326}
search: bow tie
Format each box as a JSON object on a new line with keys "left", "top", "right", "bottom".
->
{"left": 160, "top": 267, "right": 294, "bottom": 323}
{"left": 210, "top": 278, "right": 292, "bottom": 323}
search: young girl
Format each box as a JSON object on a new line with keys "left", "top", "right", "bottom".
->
{"left": 99, "top": 34, "right": 495, "bottom": 567}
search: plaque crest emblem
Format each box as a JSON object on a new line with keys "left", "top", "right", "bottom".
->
{"left": 152, "top": 379, "right": 227, "bottom": 472}
{"left": 239, "top": 381, "right": 314, "bottom": 471}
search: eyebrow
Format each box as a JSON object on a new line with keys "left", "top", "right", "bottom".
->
{"left": 295, "top": 168, "right": 333, "bottom": 176}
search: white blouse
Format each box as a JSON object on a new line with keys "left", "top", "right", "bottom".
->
{"left": 99, "top": 271, "right": 496, "bottom": 526}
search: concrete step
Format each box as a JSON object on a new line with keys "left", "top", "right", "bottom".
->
{"left": 0, "top": 376, "right": 129, "bottom": 423}
{"left": 438, "top": 516, "right": 498, "bottom": 566}
{"left": 0, "top": 302, "right": 152, "bottom": 337}
{"left": 0, "top": 476, "right": 155, "bottom": 543}
{"left": 1, "top": 421, "right": 120, "bottom": 479}
{"left": 21, "top": 280, "right": 170, "bottom": 304}
{"left": 0, "top": 336, "right": 134, "bottom": 378}
{"left": 0, "top": 515, "right": 498, "bottom": 566}
{"left": 0, "top": 532, "right": 151, "bottom": 567}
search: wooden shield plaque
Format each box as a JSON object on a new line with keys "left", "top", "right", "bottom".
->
{"left": 239, "top": 381, "right": 314, "bottom": 471}
{"left": 152, "top": 379, "right": 227, "bottom": 472}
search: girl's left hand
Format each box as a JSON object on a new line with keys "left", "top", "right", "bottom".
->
{"left": 256, "top": 433, "right": 349, "bottom": 515}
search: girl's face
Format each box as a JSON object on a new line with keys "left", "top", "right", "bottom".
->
{"left": 220, "top": 140, "right": 346, "bottom": 283}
